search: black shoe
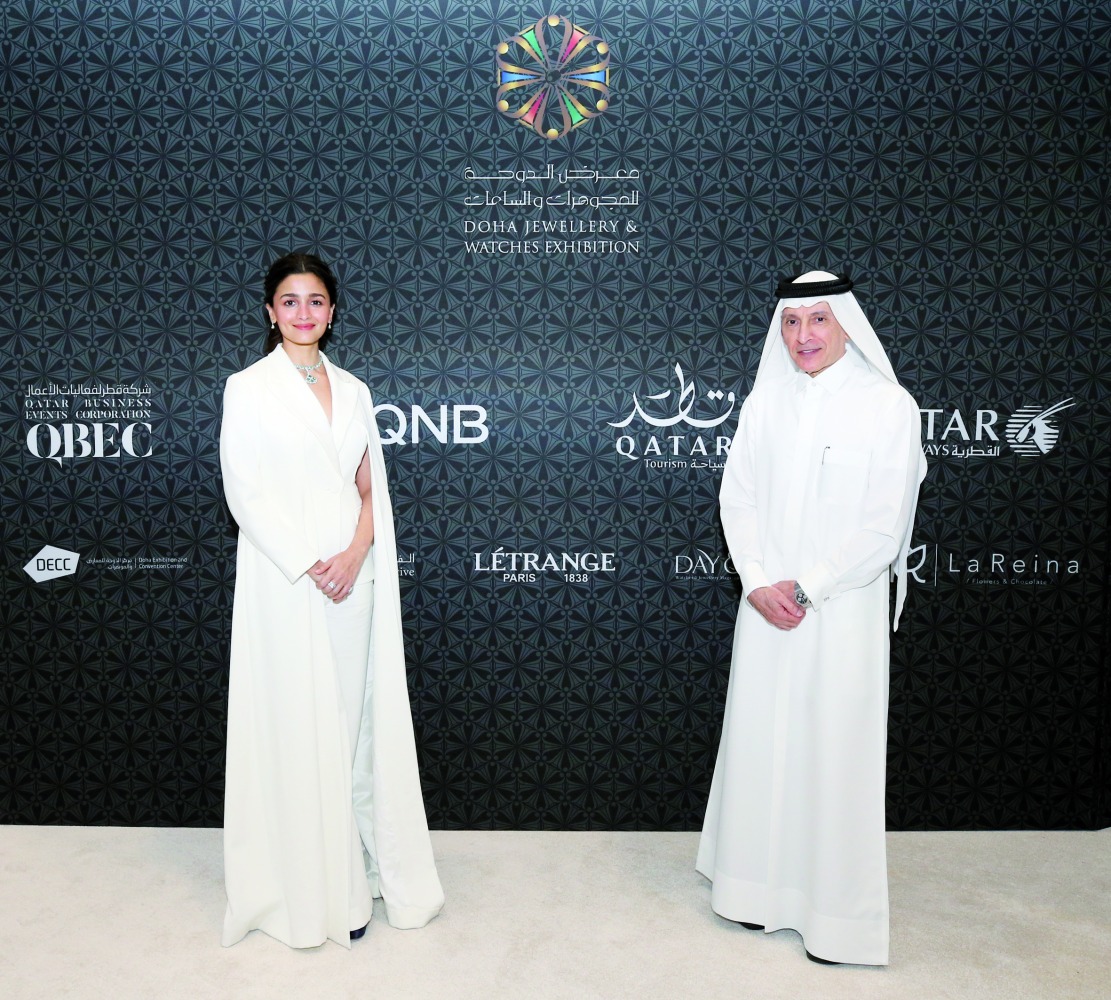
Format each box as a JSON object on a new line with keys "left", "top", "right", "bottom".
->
{"left": 806, "top": 950, "right": 840, "bottom": 965}
{"left": 350, "top": 923, "right": 369, "bottom": 941}
{"left": 740, "top": 922, "right": 764, "bottom": 930}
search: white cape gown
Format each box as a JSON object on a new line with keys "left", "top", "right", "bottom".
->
{"left": 220, "top": 347, "right": 443, "bottom": 948}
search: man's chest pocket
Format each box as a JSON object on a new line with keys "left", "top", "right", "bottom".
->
{"left": 818, "top": 446, "right": 870, "bottom": 506}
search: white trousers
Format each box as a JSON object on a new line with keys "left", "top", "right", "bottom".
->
{"left": 322, "top": 582, "right": 375, "bottom": 931}
{"left": 322, "top": 582, "right": 373, "bottom": 761}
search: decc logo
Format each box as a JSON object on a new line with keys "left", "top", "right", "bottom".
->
{"left": 24, "top": 545, "right": 81, "bottom": 583}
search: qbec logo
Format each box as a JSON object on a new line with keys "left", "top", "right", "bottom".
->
{"left": 24, "top": 545, "right": 80, "bottom": 583}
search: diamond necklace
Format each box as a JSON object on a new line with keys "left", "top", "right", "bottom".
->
{"left": 292, "top": 358, "right": 324, "bottom": 385}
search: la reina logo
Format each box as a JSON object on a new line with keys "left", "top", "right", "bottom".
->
{"left": 908, "top": 544, "right": 1081, "bottom": 587}
{"left": 495, "top": 14, "right": 611, "bottom": 140}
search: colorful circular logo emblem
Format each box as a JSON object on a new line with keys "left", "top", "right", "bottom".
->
{"left": 496, "top": 15, "right": 611, "bottom": 140}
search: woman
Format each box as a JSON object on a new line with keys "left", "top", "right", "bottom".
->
{"left": 219, "top": 252, "right": 443, "bottom": 948}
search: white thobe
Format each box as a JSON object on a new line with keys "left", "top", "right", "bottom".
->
{"left": 220, "top": 347, "right": 444, "bottom": 948}
{"left": 696, "top": 347, "right": 922, "bottom": 966}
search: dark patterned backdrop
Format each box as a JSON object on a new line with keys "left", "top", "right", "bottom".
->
{"left": 2, "top": 1, "right": 1108, "bottom": 830}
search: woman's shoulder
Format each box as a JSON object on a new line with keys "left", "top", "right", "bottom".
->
{"left": 224, "top": 353, "right": 273, "bottom": 389}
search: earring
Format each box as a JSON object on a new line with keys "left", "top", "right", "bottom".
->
{"left": 271, "top": 321, "right": 277, "bottom": 331}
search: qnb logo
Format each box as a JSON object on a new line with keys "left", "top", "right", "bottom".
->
{"left": 374, "top": 404, "right": 489, "bottom": 446}
{"left": 1005, "top": 399, "right": 1075, "bottom": 456}
{"left": 496, "top": 14, "right": 611, "bottom": 140}
{"left": 24, "top": 545, "right": 80, "bottom": 583}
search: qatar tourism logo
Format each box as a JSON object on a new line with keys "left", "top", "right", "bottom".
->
{"left": 609, "top": 363, "right": 739, "bottom": 470}
{"left": 495, "top": 15, "right": 611, "bottom": 140}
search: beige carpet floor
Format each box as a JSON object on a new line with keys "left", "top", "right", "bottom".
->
{"left": 1, "top": 827, "right": 1107, "bottom": 999}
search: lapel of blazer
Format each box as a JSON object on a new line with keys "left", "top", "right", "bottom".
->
{"left": 324, "top": 355, "right": 359, "bottom": 456}
{"left": 262, "top": 347, "right": 339, "bottom": 475}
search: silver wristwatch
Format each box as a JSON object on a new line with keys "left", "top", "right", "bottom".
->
{"left": 793, "top": 582, "right": 813, "bottom": 610}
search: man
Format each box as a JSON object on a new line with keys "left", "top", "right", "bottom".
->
{"left": 696, "top": 271, "right": 926, "bottom": 966}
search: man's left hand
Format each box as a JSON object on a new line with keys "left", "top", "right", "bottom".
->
{"left": 748, "top": 581, "right": 806, "bottom": 630}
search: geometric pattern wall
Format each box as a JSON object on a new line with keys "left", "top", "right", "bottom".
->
{"left": 3, "top": 1, "right": 1108, "bottom": 830}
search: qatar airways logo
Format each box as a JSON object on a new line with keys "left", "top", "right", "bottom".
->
{"left": 608, "top": 363, "right": 738, "bottom": 469}
{"left": 1005, "top": 400, "right": 1074, "bottom": 456}
{"left": 920, "top": 398, "right": 1075, "bottom": 459}
{"left": 375, "top": 403, "right": 489, "bottom": 446}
